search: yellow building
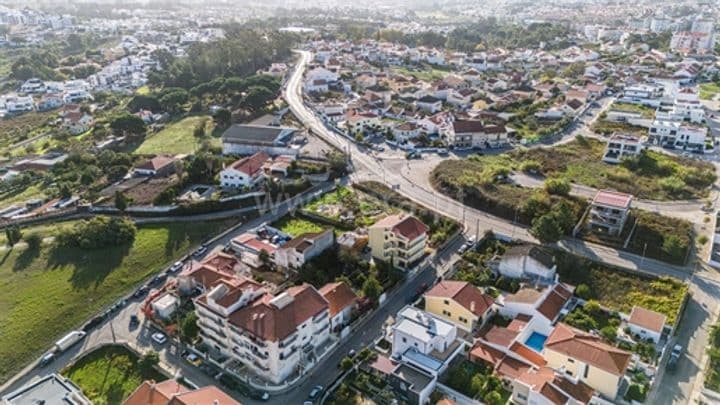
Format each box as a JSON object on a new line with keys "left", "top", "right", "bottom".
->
{"left": 424, "top": 280, "right": 494, "bottom": 332}
{"left": 368, "top": 214, "right": 428, "bottom": 269}
{"left": 543, "top": 323, "right": 632, "bottom": 399}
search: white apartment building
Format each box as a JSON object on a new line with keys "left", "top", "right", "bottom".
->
{"left": 602, "top": 134, "right": 644, "bottom": 164}
{"left": 649, "top": 120, "right": 707, "bottom": 150}
{"left": 194, "top": 280, "right": 330, "bottom": 384}
{"left": 220, "top": 151, "right": 270, "bottom": 189}
{"left": 670, "top": 32, "right": 713, "bottom": 54}
{"left": 692, "top": 18, "right": 715, "bottom": 34}
{"left": 650, "top": 17, "right": 671, "bottom": 33}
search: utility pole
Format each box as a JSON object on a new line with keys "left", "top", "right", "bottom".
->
{"left": 640, "top": 242, "right": 648, "bottom": 268}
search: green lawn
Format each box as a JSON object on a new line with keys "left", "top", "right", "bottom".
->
{"left": 64, "top": 345, "right": 166, "bottom": 404}
{"left": 390, "top": 66, "right": 448, "bottom": 82}
{"left": 0, "top": 183, "right": 46, "bottom": 209}
{"left": 135, "top": 115, "right": 220, "bottom": 155}
{"left": 0, "top": 219, "right": 234, "bottom": 383}
{"left": 609, "top": 102, "right": 656, "bottom": 118}
{"left": 273, "top": 216, "right": 326, "bottom": 237}
{"left": 706, "top": 322, "right": 720, "bottom": 391}
{"left": 700, "top": 83, "right": 720, "bottom": 100}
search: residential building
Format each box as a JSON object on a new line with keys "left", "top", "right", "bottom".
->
{"left": 123, "top": 379, "right": 240, "bottom": 405}
{"left": 134, "top": 156, "right": 177, "bottom": 177}
{"left": 415, "top": 96, "right": 443, "bottom": 113}
{"left": 220, "top": 151, "right": 270, "bottom": 189}
{"left": 319, "top": 281, "right": 358, "bottom": 333}
{"left": 393, "top": 122, "right": 421, "bottom": 141}
{"left": 62, "top": 111, "right": 93, "bottom": 135}
{"left": 391, "top": 306, "right": 464, "bottom": 376}
{"left": 20, "top": 78, "right": 45, "bottom": 94}
{"left": 424, "top": 280, "right": 494, "bottom": 332}
{"left": 627, "top": 306, "right": 666, "bottom": 344}
{"left": 649, "top": 120, "right": 707, "bottom": 151}
{"left": 511, "top": 366, "right": 596, "bottom": 405}
{"left": 588, "top": 190, "right": 632, "bottom": 236}
{"left": 221, "top": 125, "right": 298, "bottom": 156}
{"left": 498, "top": 284, "right": 574, "bottom": 326}
{"left": 346, "top": 111, "right": 380, "bottom": 134}
{"left": 230, "top": 233, "right": 280, "bottom": 268}
{"left": 2, "top": 373, "right": 91, "bottom": 405}
{"left": 602, "top": 133, "right": 644, "bottom": 164}
{"left": 387, "top": 363, "right": 436, "bottom": 405}
{"left": 543, "top": 323, "right": 632, "bottom": 399}
{"left": 670, "top": 31, "right": 713, "bottom": 54}
{"left": 274, "top": 229, "right": 334, "bottom": 270}
{"left": 442, "top": 119, "right": 508, "bottom": 149}
{"left": 194, "top": 280, "right": 330, "bottom": 384}
{"left": 498, "top": 245, "right": 557, "bottom": 283}
{"left": 151, "top": 293, "right": 179, "bottom": 320}
{"left": 368, "top": 214, "right": 428, "bottom": 269}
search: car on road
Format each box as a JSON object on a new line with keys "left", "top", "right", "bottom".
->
{"left": 416, "top": 282, "right": 429, "bottom": 296}
{"left": 168, "top": 261, "right": 184, "bottom": 273}
{"left": 308, "top": 385, "right": 323, "bottom": 401}
{"left": 671, "top": 344, "right": 683, "bottom": 358}
{"left": 348, "top": 349, "right": 357, "bottom": 358}
{"left": 149, "top": 274, "right": 167, "bottom": 287}
{"left": 129, "top": 314, "right": 139, "bottom": 327}
{"left": 83, "top": 315, "right": 104, "bottom": 332}
{"left": 151, "top": 332, "right": 167, "bottom": 345}
{"left": 183, "top": 351, "right": 202, "bottom": 366}
{"left": 192, "top": 244, "right": 209, "bottom": 258}
{"left": 39, "top": 352, "right": 55, "bottom": 367}
{"left": 133, "top": 286, "right": 149, "bottom": 298}
{"left": 667, "top": 353, "right": 679, "bottom": 373}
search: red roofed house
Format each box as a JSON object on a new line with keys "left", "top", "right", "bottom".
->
{"left": 319, "top": 281, "right": 359, "bottom": 332}
{"left": 589, "top": 190, "right": 632, "bottom": 236}
{"left": 229, "top": 232, "right": 279, "bottom": 268}
{"left": 627, "top": 306, "right": 667, "bottom": 344}
{"left": 194, "top": 278, "right": 330, "bottom": 384}
{"left": 134, "top": 156, "right": 177, "bottom": 177}
{"left": 511, "top": 366, "right": 596, "bottom": 405}
{"left": 424, "top": 280, "right": 494, "bottom": 332}
{"left": 369, "top": 214, "right": 429, "bottom": 269}
{"left": 220, "top": 151, "right": 270, "bottom": 188}
{"left": 123, "top": 379, "right": 240, "bottom": 405}
{"left": 498, "top": 283, "right": 574, "bottom": 326}
{"left": 543, "top": 323, "right": 632, "bottom": 398}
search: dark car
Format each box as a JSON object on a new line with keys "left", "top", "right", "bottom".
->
{"left": 149, "top": 274, "right": 167, "bottom": 286}
{"left": 39, "top": 352, "right": 55, "bottom": 367}
{"left": 416, "top": 282, "right": 429, "bottom": 296}
{"left": 129, "top": 314, "right": 139, "bottom": 327}
{"left": 133, "top": 286, "right": 149, "bottom": 298}
{"left": 667, "top": 354, "right": 679, "bottom": 373}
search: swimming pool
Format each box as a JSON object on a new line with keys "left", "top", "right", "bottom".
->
{"left": 525, "top": 332, "right": 548, "bottom": 352}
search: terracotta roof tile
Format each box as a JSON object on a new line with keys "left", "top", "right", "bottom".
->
{"left": 319, "top": 281, "right": 358, "bottom": 317}
{"left": 629, "top": 306, "right": 666, "bottom": 333}
{"left": 482, "top": 326, "right": 519, "bottom": 348}
{"left": 510, "top": 342, "right": 547, "bottom": 367}
{"left": 425, "top": 281, "right": 494, "bottom": 316}
{"left": 545, "top": 323, "right": 631, "bottom": 376}
{"left": 229, "top": 151, "right": 270, "bottom": 176}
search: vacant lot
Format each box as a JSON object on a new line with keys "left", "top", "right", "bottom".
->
{"left": 0, "top": 111, "right": 57, "bottom": 151}
{"left": 135, "top": 115, "right": 220, "bottom": 155}
{"left": 0, "top": 219, "right": 233, "bottom": 383}
{"left": 555, "top": 251, "right": 687, "bottom": 325}
{"left": 64, "top": 345, "right": 166, "bottom": 404}
{"left": 434, "top": 138, "right": 715, "bottom": 201}
{"left": 390, "top": 65, "right": 448, "bottom": 82}
{"left": 700, "top": 82, "right": 720, "bottom": 101}
{"left": 609, "top": 102, "right": 656, "bottom": 118}
{"left": 273, "top": 216, "right": 327, "bottom": 236}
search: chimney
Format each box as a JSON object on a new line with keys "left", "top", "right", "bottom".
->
{"left": 470, "top": 301, "right": 476, "bottom": 313}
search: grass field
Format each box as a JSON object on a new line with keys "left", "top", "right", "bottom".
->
{"left": 135, "top": 115, "right": 220, "bottom": 155}
{"left": 273, "top": 216, "right": 327, "bottom": 236}
{"left": 700, "top": 82, "right": 720, "bottom": 100}
{"left": 0, "top": 219, "right": 234, "bottom": 383}
{"left": 64, "top": 345, "right": 166, "bottom": 404}
{"left": 609, "top": 102, "right": 656, "bottom": 118}
{"left": 391, "top": 66, "right": 448, "bottom": 82}
{"left": 0, "top": 183, "right": 47, "bottom": 209}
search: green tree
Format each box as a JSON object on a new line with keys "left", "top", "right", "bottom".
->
{"left": 139, "top": 351, "right": 160, "bottom": 374}
{"left": 193, "top": 118, "right": 208, "bottom": 138}
{"left": 180, "top": 312, "right": 200, "bottom": 343}
{"left": 159, "top": 89, "right": 189, "bottom": 114}
{"left": 484, "top": 391, "right": 503, "bottom": 405}
{"left": 530, "top": 213, "right": 563, "bottom": 243}
{"left": 5, "top": 226, "right": 22, "bottom": 248}
{"left": 23, "top": 232, "right": 42, "bottom": 250}
{"left": 575, "top": 284, "right": 591, "bottom": 300}
{"left": 544, "top": 178, "right": 571, "bottom": 196}
{"left": 115, "top": 191, "right": 129, "bottom": 212}
{"left": 243, "top": 86, "right": 275, "bottom": 111}
{"left": 340, "top": 356, "right": 354, "bottom": 371}
{"left": 362, "top": 274, "right": 383, "bottom": 302}
{"left": 213, "top": 108, "right": 232, "bottom": 128}
{"left": 110, "top": 113, "right": 147, "bottom": 138}
{"left": 663, "top": 235, "right": 686, "bottom": 262}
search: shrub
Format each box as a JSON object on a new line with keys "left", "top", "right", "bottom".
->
{"left": 520, "top": 160, "right": 541, "bottom": 173}
{"left": 23, "top": 232, "right": 42, "bottom": 250}
{"left": 575, "top": 284, "right": 591, "bottom": 299}
{"left": 659, "top": 176, "right": 686, "bottom": 194}
{"left": 699, "top": 235, "right": 709, "bottom": 245}
{"left": 56, "top": 216, "right": 137, "bottom": 249}
{"left": 545, "top": 178, "right": 571, "bottom": 196}
{"left": 530, "top": 213, "right": 563, "bottom": 243}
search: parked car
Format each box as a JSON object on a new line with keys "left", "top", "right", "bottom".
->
{"left": 149, "top": 274, "right": 167, "bottom": 286}
{"left": 133, "top": 286, "right": 149, "bottom": 298}
{"left": 667, "top": 354, "right": 679, "bottom": 373}
{"left": 184, "top": 352, "right": 202, "bottom": 366}
{"left": 129, "top": 314, "right": 139, "bottom": 327}
{"left": 192, "top": 245, "right": 208, "bottom": 258}
{"left": 39, "top": 352, "right": 55, "bottom": 367}
{"left": 83, "top": 316, "right": 104, "bottom": 332}
{"left": 151, "top": 332, "right": 167, "bottom": 345}
{"left": 671, "top": 344, "right": 683, "bottom": 358}
{"left": 168, "top": 261, "right": 184, "bottom": 273}
{"left": 348, "top": 349, "right": 357, "bottom": 358}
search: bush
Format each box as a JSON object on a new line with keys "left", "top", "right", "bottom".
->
{"left": 575, "top": 284, "right": 591, "bottom": 300}
{"left": 23, "top": 232, "right": 42, "bottom": 250}
{"left": 625, "top": 384, "right": 647, "bottom": 402}
{"left": 56, "top": 216, "right": 137, "bottom": 249}
{"left": 520, "top": 160, "right": 541, "bottom": 174}
{"left": 530, "top": 213, "right": 563, "bottom": 243}
{"left": 544, "top": 178, "right": 571, "bottom": 196}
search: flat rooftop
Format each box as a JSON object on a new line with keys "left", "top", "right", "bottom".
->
{"left": 393, "top": 364, "right": 434, "bottom": 393}
{"left": 2, "top": 373, "right": 91, "bottom": 405}
{"left": 221, "top": 124, "right": 296, "bottom": 146}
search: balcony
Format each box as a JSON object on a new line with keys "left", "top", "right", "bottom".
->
{"left": 313, "top": 311, "right": 329, "bottom": 323}
{"left": 280, "top": 334, "right": 298, "bottom": 348}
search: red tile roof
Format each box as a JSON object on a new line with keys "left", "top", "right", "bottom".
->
{"left": 425, "top": 280, "right": 494, "bottom": 317}
{"left": 137, "top": 156, "right": 175, "bottom": 171}
{"left": 629, "top": 306, "right": 666, "bottom": 333}
{"left": 229, "top": 151, "right": 270, "bottom": 176}
{"left": 545, "top": 323, "right": 632, "bottom": 376}
{"left": 536, "top": 284, "right": 574, "bottom": 322}
{"left": 369, "top": 354, "right": 398, "bottom": 375}
{"left": 592, "top": 190, "right": 632, "bottom": 209}
{"left": 228, "top": 283, "right": 328, "bottom": 342}
{"left": 510, "top": 342, "right": 547, "bottom": 367}
{"left": 123, "top": 380, "right": 239, "bottom": 405}
{"left": 483, "top": 326, "right": 519, "bottom": 348}
{"left": 319, "top": 281, "right": 358, "bottom": 317}
{"left": 469, "top": 342, "right": 504, "bottom": 366}
{"left": 372, "top": 214, "right": 428, "bottom": 241}
{"left": 495, "top": 356, "right": 532, "bottom": 379}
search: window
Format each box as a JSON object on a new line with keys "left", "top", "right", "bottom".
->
{"left": 565, "top": 370, "right": 573, "bottom": 376}
{"left": 402, "top": 337, "right": 407, "bottom": 343}
{"left": 584, "top": 364, "right": 589, "bottom": 379}
{"left": 444, "top": 300, "right": 450, "bottom": 305}
{"left": 567, "top": 358, "right": 575, "bottom": 363}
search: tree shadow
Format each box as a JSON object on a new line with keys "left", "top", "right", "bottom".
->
{"left": 12, "top": 245, "right": 41, "bottom": 272}
{"left": 0, "top": 249, "right": 12, "bottom": 268}
{"left": 47, "top": 243, "right": 132, "bottom": 290}
{"left": 164, "top": 224, "right": 193, "bottom": 259}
